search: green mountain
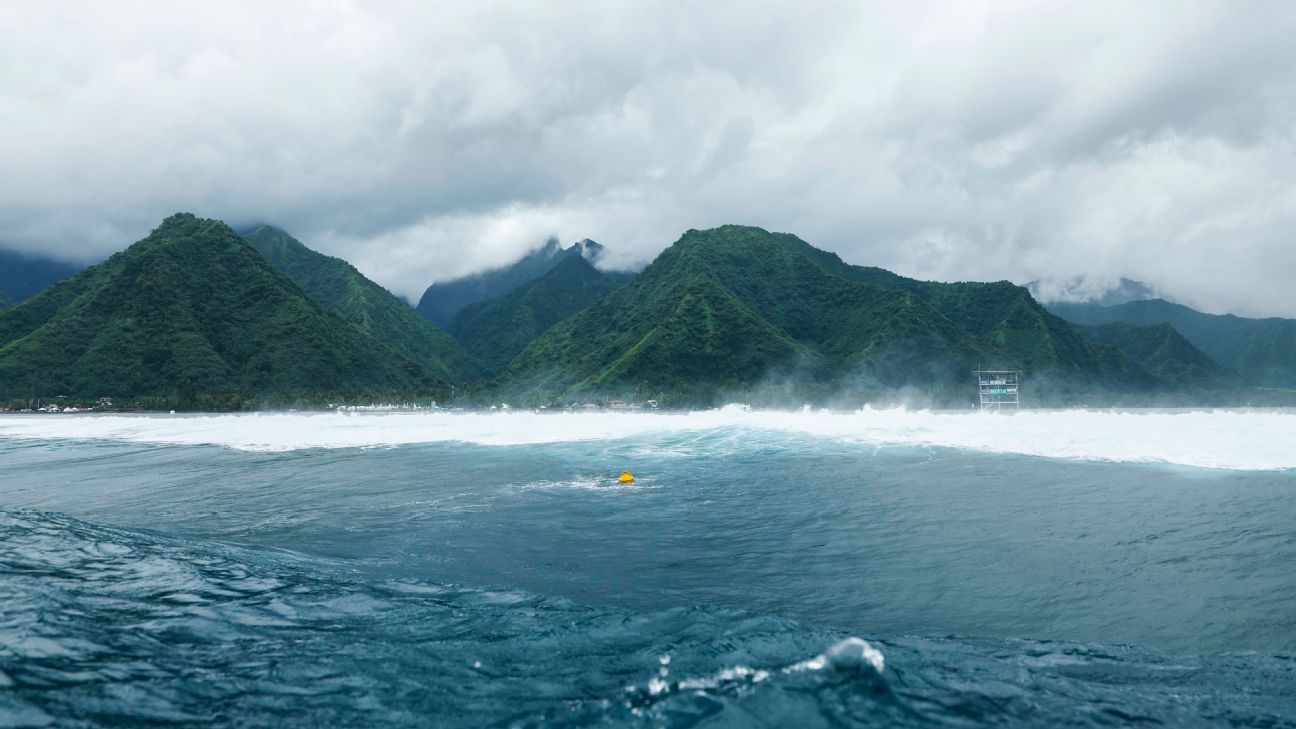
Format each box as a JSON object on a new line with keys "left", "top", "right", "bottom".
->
{"left": 449, "top": 254, "right": 619, "bottom": 376}
{"left": 0, "top": 291, "right": 11, "bottom": 310}
{"left": 1049, "top": 299, "right": 1296, "bottom": 388}
{"left": 417, "top": 238, "right": 607, "bottom": 327}
{"left": 5, "top": 217, "right": 1276, "bottom": 409}
{"left": 0, "top": 214, "right": 442, "bottom": 407}
{"left": 501, "top": 225, "right": 1154, "bottom": 405}
{"left": 819, "top": 266, "right": 1148, "bottom": 385}
{"left": 0, "top": 249, "right": 84, "bottom": 304}
{"left": 243, "top": 226, "right": 476, "bottom": 384}
{"left": 1073, "top": 322, "right": 1236, "bottom": 388}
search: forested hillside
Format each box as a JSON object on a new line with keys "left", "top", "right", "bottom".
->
{"left": 0, "top": 214, "right": 444, "bottom": 407}
{"left": 244, "top": 226, "right": 476, "bottom": 385}
{"left": 501, "top": 226, "right": 1158, "bottom": 405}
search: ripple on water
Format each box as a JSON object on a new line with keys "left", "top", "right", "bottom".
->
{"left": 1, "top": 510, "right": 1294, "bottom": 727}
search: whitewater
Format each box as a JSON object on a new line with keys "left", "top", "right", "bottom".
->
{"left": 1, "top": 406, "right": 1293, "bottom": 470}
{"left": 3, "top": 407, "right": 1295, "bottom": 726}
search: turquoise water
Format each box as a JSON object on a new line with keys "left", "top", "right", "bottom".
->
{"left": 1, "top": 411, "right": 1294, "bottom": 726}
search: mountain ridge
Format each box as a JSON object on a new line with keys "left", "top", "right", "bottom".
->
{"left": 1073, "top": 321, "right": 1236, "bottom": 389}
{"left": 243, "top": 226, "right": 476, "bottom": 384}
{"left": 416, "top": 238, "right": 608, "bottom": 327}
{"left": 449, "top": 254, "right": 619, "bottom": 376}
{"left": 501, "top": 225, "right": 1158, "bottom": 405}
{"left": 0, "top": 214, "right": 442, "bottom": 407}
{"left": 3, "top": 218, "right": 1287, "bottom": 409}
{"left": 1049, "top": 298, "right": 1296, "bottom": 388}
{"left": 1027, "top": 276, "right": 1163, "bottom": 307}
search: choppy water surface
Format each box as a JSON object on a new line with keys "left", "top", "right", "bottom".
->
{"left": 1, "top": 409, "right": 1294, "bottom": 727}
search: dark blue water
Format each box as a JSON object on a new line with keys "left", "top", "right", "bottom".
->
{"left": 2, "top": 420, "right": 1294, "bottom": 726}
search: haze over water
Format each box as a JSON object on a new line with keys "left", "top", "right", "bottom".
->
{"left": 2, "top": 408, "right": 1295, "bottom": 726}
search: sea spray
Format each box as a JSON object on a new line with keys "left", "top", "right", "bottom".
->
{"left": 2, "top": 407, "right": 1293, "bottom": 470}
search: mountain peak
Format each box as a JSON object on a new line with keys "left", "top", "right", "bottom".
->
{"left": 570, "top": 238, "right": 604, "bottom": 263}
{"left": 416, "top": 236, "right": 616, "bottom": 327}
{"left": 449, "top": 251, "right": 618, "bottom": 376}
{"left": 247, "top": 223, "right": 289, "bottom": 237}
{"left": 155, "top": 212, "right": 202, "bottom": 231}
{"left": 0, "top": 215, "right": 442, "bottom": 403}
{"left": 1027, "top": 275, "right": 1164, "bottom": 307}
{"left": 502, "top": 224, "right": 1157, "bottom": 404}
{"left": 142, "top": 214, "right": 247, "bottom": 256}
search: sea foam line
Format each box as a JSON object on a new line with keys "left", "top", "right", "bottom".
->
{"left": 0, "top": 407, "right": 1293, "bottom": 471}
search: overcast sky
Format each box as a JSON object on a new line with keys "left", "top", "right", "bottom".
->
{"left": 3, "top": 1, "right": 1295, "bottom": 316}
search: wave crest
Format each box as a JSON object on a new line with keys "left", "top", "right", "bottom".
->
{"left": 2, "top": 408, "right": 1293, "bottom": 470}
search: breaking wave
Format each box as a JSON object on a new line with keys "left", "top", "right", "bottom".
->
{"left": 1, "top": 406, "right": 1294, "bottom": 470}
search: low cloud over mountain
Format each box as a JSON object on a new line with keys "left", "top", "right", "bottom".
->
{"left": 3, "top": 2, "right": 1296, "bottom": 316}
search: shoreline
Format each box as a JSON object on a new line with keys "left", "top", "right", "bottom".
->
{"left": 5, "top": 404, "right": 1296, "bottom": 416}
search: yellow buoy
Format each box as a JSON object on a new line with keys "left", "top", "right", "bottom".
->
{"left": 619, "top": 471, "right": 635, "bottom": 484}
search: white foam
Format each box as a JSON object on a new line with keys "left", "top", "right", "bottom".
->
{"left": 785, "top": 637, "right": 886, "bottom": 674}
{"left": 637, "top": 637, "right": 882, "bottom": 699}
{"left": 0, "top": 407, "right": 1293, "bottom": 471}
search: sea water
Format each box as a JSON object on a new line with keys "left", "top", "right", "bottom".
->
{"left": 0, "top": 408, "right": 1293, "bottom": 727}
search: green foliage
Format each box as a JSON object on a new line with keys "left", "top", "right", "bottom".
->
{"left": 1050, "top": 298, "right": 1296, "bottom": 388}
{"left": 500, "top": 225, "right": 1163, "bottom": 406}
{"left": 243, "top": 226, "right": 477, "bottom": 384}
{"left": 416, "top": 238, "right": 593, "bottom": 327}
{"left": 812, "top": 261, "right": 1152, "bottom": 388}
{"left": 449, "top": 255, "right": 618, "bottom": 376}
{"left": 1074, "top": 321, "right": 1237, "bottom": 389}
{"left": 4, "top": 219, "right": 1286, "bottom": 410}
{"left": 0, "top": 213, "right": 445, "bottom": 404}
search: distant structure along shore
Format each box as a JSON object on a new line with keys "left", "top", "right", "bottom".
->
{"left": 976, "top": 370, "right": 1022, "bottom": 410}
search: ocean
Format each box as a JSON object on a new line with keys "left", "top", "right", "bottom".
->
{"left": 1, "top": 408, "right": 1294, "bottom": 727}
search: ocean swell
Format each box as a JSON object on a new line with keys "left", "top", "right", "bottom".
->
{"left": 1, "top": 407, "right": 1294, "bottom": 470}
{"left": 3, "top": 510, "right": 1293, "bottom": 728}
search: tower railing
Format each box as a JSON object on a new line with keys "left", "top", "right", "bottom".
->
{"left": 974, "top": 370, "right": 1022, "bottom": 410}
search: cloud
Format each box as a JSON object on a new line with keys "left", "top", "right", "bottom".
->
{"left": 2, "top": 1, "right": 1295, "bottom": 316}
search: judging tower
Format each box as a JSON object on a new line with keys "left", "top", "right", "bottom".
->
{"left": 975, "top": 370, "right": 1022, "bottom": 410}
